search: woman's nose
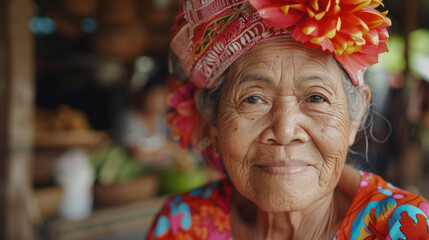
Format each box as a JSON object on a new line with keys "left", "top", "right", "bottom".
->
{"left": 259, "top": 104, "right": 309, "bottom": 145}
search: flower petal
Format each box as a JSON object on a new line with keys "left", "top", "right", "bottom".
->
{"left": 248, "top": 0, "right": 298, "bottom": 10}
{"left": 291, "top": 26, "right": 311, "bottom": 43}
{"left": 169, "top": 93, "right": 184, "bottom": 107}
{"left": 177, "top": 100, "right": 196, "bottom": 116}
{"left": 258, "top": 7, "right": 305, "bottom": 29}
{"left": 309, "top": 0, "right": 320, "bottom": 11}
{"left": 364, "top": 29, "right": 379, "bottom": 45}
{"left": 320, "top": 38, "right": 335, "bottom": 52}
{"left": 179, "top": 83, "right": 196, "bottom": 99}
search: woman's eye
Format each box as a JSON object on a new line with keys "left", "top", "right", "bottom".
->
{"left": 244, "top": 96, "right": 261, "bottom": 104}
{"left": 307, "top": 94, "right": 326, "bottom": 103}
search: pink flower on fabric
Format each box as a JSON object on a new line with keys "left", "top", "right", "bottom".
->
{"left": 248, "top": 0, "right": 391, "bottom": 86}
{"left": 167, "top": 80, "right": 202, "bottom": 149}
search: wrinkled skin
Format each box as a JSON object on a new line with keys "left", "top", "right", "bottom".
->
{"left": 215, "top": 38, "right": 369, "bottom": 238}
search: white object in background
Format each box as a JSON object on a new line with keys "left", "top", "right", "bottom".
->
{"left": 54, "top": 148, "right": 95, "bottom": 220}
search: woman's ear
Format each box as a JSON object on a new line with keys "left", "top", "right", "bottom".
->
{"left": 348, "top": 85, "right": 371, "bottom": 146}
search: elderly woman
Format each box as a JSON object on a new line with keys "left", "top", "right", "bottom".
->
{"left": 148, "top": 0, "right": 429, "bottom": 239}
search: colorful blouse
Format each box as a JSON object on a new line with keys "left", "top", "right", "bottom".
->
{"left": 147, "top": 171, "right": 429, "bottom": 239}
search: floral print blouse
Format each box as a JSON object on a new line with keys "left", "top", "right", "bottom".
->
{"left": 147, "top": 171, "right": 429, "bottom": 239}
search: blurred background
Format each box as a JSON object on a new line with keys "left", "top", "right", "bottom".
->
{"left": 0, "top": 0, "right": 428, "bottom": 239}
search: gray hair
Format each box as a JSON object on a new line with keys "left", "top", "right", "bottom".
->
{"left": 341, "top": 69, "right": 370, "bottom": 126}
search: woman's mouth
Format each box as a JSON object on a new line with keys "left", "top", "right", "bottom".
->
{"left": 255, "top": 161, "right": 310, "bottom": 175}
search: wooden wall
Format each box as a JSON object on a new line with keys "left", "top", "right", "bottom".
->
{"left": 0, "top": 0, "right": 35, "bottom": 239}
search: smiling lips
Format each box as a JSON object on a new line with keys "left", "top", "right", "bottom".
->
{"left": 255, "top": 161, "right": 311, "bottom": 175}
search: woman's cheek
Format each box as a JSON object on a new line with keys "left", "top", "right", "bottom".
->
{"left": 218, "top": 115, "right": 252, "bottom": 161}
{"left": 310, "top": 111, "right": 350, "bottom": 184}
{"left": 307, "top": 102, "right": 350, "bottom": 152}
{"left": 217, "top": 109, "right": 264, "bottom": 166}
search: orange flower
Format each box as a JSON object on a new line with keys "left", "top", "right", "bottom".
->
{"left": 249, "top": 0, "right": 391, "bottom": 85}
{"left": 213, "top": 208, "right": 231, "bottom": 233}
{"left": 198, "top": 205, "right": 231, "bottom": 233}
{"left": 200, "top": 205, "right": 216, "bottom": 218}
{"left": 175, "top": 231, "right": 194, "bottom": 240}
{"left": 191, "top": 215, "right": 209, "bottom": 239}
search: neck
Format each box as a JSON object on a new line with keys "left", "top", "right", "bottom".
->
{"left": 231, "top": 166, "right": 359, "bottom": 240}
{"left": 232, "top": 191, "right": 339, "bottom": 239}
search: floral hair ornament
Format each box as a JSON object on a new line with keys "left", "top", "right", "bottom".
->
{"left": 166, "top": 78, "right": 202, "bottom": 150}
{"left": 166, "top": 77, "right": 224, "bottom": 171}
{"left": 248, "top": 0, "right": 392, "bottom": 86}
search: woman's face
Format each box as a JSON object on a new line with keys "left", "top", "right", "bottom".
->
{"left": 216, "top": 38, "right": 361, "bottom": 212}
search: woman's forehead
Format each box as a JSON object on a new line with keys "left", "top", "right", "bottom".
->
{"left": 228, "top": 39, "right": 342, "bottom": 85}
{"left": 235, "top": 39, "right": 334, "bottom": 66}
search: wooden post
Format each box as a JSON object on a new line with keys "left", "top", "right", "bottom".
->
{"left": 0, "top": 0, "right": 35, "bottom": 239}
{"left": 400, "top": 0, "right": 422, "bottom": 190}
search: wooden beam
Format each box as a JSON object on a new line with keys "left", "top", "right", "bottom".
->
{"left": 0, "top": 0, "right": 35, "bottom": 239}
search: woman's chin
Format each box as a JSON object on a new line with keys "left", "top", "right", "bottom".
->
{"left": 244, "top": 168, "right": 322, "bottom": 212}
{"left": 252, "top": 188, "right": 316, "bottom": 212}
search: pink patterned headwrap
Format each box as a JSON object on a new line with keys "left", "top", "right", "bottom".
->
{"left": 170, "top": 0, "right": 293, "bottom": 88}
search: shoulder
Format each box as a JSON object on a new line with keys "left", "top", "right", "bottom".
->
{"left": 338, "top": 171, "right": 429, "bottom": 240}
{"left": 147, "top": 180, "right": 233, "bottom": 240}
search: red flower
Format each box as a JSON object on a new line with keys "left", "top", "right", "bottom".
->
{"left": 166, "top": 80, "right": 202, "bottom": 149}
{"left": 249, "top": 0, "right": 391, "bottom": 85}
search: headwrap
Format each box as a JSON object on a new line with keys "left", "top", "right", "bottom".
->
{"left": 170, "top": 0, "right": 292, "bottom": 88}
{"left": 169, "top": 0, "right": 391, "bottom": 88}
{"left": 167, "top": 0, "right": 391, "bottom": 169}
